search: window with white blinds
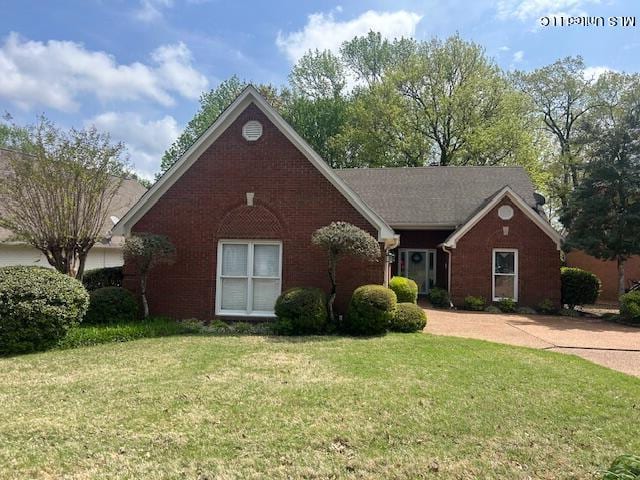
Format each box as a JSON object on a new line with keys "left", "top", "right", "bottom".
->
{"left": 216, "top": 241, "right": 282, "bottom": 315}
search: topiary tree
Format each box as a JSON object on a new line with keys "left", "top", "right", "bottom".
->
{"left": 123, "top": 233, "right": 176, "bottom": 317}
{"left": 389, "top": 276, "right": 418, "bottom": 303}
{"left": 312, "top": 221, "right": 381, "bottom": 321}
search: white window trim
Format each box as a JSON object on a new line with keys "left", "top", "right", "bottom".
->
{"left": 492, "top": 248, "right": 518, "bottom": 302}
{"left": 215, "top": 239, "right": 282, "bottom": 317}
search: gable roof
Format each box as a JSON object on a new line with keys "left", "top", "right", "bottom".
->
{"left": 441, "top": 186, "right": 563, "bottom": 250}
{"left": 336, "top": 166, "right": 538, "bottom": 228}
{"left": 112, "top": 86, "right": 395, "bottom": 241}
{"left": 0, "top": 148, "right": 147, "bottom": 246}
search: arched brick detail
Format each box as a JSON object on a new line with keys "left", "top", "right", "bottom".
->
{"left": 216, "top": 203, "right": 284, "bottom": 238}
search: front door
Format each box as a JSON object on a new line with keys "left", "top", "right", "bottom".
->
{"left": 397, "top": 249, "right": 436, "bottom": 295}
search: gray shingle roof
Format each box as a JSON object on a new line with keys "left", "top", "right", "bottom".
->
{"left": 336, "top": 166, "right": 538, "bottom": 228}
{"left": 0, "top": 148, "right": 147, "bottom": 245}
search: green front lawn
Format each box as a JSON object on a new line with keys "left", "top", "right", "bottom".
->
{"left": 1, "top": 332, "right": 638, "bottom": 479}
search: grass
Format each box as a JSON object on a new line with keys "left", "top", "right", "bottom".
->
{"left": 1, "top": 332, "right": 639, "bottom": 479}
{"left": 57, "top": 317, "right": 199, "bottom": 349}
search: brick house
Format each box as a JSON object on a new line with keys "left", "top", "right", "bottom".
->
{"left": 114, "top": 86, "right": 563, "bottom": 320}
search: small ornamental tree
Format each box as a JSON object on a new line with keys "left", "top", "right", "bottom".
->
{"left": 311, "top": 221, "right": 381, "bottom": 321}
{"left": 123, "top": 233, "right": 176, "bottom": 317}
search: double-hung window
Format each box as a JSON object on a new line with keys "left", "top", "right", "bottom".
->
{"left": 492, "top": 249, "right": 518, "bottom": 301}
{"left": 216, "top": 240, "right": 282, "bottom": 316}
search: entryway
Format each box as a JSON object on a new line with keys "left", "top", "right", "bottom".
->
{"left": 397, "top": 249, "right": 436, "bottom": 294}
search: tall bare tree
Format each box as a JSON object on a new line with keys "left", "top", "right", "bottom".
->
{"left": 0, "top": 116, "right": 128, "bottom": 278}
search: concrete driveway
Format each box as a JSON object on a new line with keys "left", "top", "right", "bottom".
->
{"left": 424, "top": 307, "right": 640, "bottom": 377}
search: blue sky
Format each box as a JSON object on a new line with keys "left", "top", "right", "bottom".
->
{"left": 1, "top": 0, "right": 639, "bottom": 178}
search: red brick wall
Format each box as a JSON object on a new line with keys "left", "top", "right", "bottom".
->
{"left": 391, "top": 230, "right": 453, "bottom": 290}
{"left": 124, "top": 103, "right": 384, "bottom": 320}
{"left": 566, "top": 251, "right": 640, "bottom": 303}
{"left": 449, "top": 198, "right": 561, "bottom": 308}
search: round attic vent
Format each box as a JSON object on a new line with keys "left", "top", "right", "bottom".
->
{"left": 242, "top": 120, "right": 263, "bottom": 141}
{"left": 498, "top": 205, "right": 514, "bottom": 220}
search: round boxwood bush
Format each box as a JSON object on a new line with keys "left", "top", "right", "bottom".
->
{"left": 427, "top": 287, "right": 450, "bottom": 308}
{"left": 389, "top": 276, "right": 418, "bottom": 304}
{"left": 274, "top": 287, "right": 328, "bottom": 335}
{"left": 0, "top": 266, "right": 89, "bottom": 354}
{"left": 389, "top": 303, "right": 427, "bottom": 332}
{"left": 344, "top": 285, "right": 397, "bottom": 335}
{"left": 84, "top": 287, "right": 139, "bottom": 324}
{"left": 620, "top": 291, "right": 640, "bottom": 325}
{"left": 561, "top": 267, "right": 600, "bottom": 308}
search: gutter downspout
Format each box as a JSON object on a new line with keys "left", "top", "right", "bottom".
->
{"left": 383, "top": 235, "right": 401, "bottom": 287}
{"left": 441, "top": 243, "right": 453, "bottom": 308}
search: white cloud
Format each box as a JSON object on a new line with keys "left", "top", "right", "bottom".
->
{"left": 512, "top": 50, "right": 524, "bottom": 62}
{"left": 0, "top": 33, "right": 208, "bottom": 112}
{"left": 134, "top": 0, "right": 173, "bottom": 23}
{"left": 88, "top": 112, "right": 181, "bottom": 179}
{"left": 499, "top": 46, "right": 511, "bottom": 52}
{"left": 583, "top": 65, "right": 616, "bottom": 80}
{"left": 276, "top": 9, "right": 422, "bottom": 63}
{"left": 497, "top": 0, "right": 600, "bottom": 21}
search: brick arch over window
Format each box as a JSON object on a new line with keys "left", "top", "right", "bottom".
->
{"left": 216, "top": 203, "right": 285, "bottom": 238}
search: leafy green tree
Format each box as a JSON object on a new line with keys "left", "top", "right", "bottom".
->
{"left": 311, "top": 222, "right": 381, "bottom": 322}
{"left": 159, "top": 76, "right": 279, "bottom": 175}
{"left": 513, "top": 57, "right": 601, "bottom": 211}
{"left": 123, "top": 233, "right": 176, "bottom": 317}
{"left": 289, "top": 49, "right": 346, "bottom": 99}
{"left": 340, "top": 31, "right": 416, "bottom": 86}
{"left": 0, "top": 116, "right": 127, "bottom": 279}
{"left": 393, "top": 35, "right": 535, "bottom": 168}
{"left": 562, "top": 80, "right": 640, "bottom": 295}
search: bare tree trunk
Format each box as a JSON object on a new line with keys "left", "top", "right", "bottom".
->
{"left": 140, "top": 274, "right": 149, "bottom": 318}
{"left": 327, "top": 258, "right": 337, "bottom": 324}
{"left": 617, "top": 256, "right": 626, "bottom": 298}
{"left": 76, "top": 253, "right": 87, "bottom": 281}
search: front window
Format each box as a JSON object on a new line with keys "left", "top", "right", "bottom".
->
{"left": 217, "top": 241, "right": 282, "bottom": 316}
{"left": 493, "top": 249, "right": 518, "bottom": 301}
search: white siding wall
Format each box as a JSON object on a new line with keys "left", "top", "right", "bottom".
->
{"left": 0, "top": 244, "right": 123, "bottom": 270}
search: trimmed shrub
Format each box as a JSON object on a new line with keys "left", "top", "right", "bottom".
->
{"left": 464, "top": 295, "right": 486, "bottom": 311}
{"left": 602, "top": 454, "right": 640, "bottom": 480}
{"left": 0, "top": 266, "right": 89, "bottom": 354}
{"left": 427, "top": 287, "right": 450, "bottom": 308}
{"left": 561, "top": 267, "right": 600, "bottom": 308}
{"left": 497, "top": 298, "right": 517, "bottom": 313}
{"left": 345, "top": 285, "right": 396, "bottom": 335}
{"left": 389, "top": 276, "right": 418, "bottom": 304}
{"left": 274, "top": 287, "right": 328, "bottom": 335}
{"left": 620, "top": 291, "right": 640, "bottom": 325}
{"left": 82, "top": 266, "right": 123, "bottom": 291}
{"left": 485, "top": 305, "right": 501, "bottom": 313}
{"left": 84, "top": 287, "right": 139, "bottom": 324}
{"left": 390, "top": 303, "right": 427, "bottom": 332}
{"left": 537, "top": 298, "right": 558, "bottom": 315}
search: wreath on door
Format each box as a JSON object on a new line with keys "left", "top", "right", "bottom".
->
{"left": 411, "top": 252, "right": 423, "bottom": 263}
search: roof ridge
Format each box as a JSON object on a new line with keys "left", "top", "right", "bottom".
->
{"left": 336, "top": 165, "right": 527, "bottom": 172}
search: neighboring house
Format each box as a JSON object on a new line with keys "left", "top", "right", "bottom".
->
{"left": 0, "top": 148, "right": 147, "bottom": 270}
{"left": 566, "top": 251, "right": 640, "bottom": 303}
{"left": 114, "top": 86, "right": 562, "bottom": 320}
